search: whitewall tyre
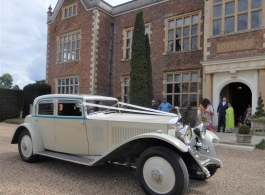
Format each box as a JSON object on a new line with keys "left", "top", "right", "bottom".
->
{"left": 18, "top": 130, "right": 38, "bottom": 163}
{"left": 137, "top": 146, "right": 189, "bottom": 195}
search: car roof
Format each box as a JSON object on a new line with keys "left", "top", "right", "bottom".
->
{"left": 34, "top": 94, "right": 118, "bottom": 102}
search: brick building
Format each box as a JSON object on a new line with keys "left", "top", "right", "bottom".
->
{"left": 46, "top": 0, "right": 265, "bottom": 126}
{"left": 46, "top": 0, "right": 204, "bottom": 106}
{"left": 201, "top": 0, "right": 265, "bottom": 126}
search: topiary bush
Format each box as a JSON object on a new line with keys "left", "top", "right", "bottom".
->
{"left": 238, "top": 124, "right": 250, "bottom": 134}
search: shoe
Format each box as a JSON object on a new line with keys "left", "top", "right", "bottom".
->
{"left": 217, "top": 131, "right": 220, "bottom": 132}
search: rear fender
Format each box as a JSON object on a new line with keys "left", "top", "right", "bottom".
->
{"left": 11, "top": 123, "right": 44, "bottom": 154}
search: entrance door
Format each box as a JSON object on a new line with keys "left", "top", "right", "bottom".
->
{"left": 220, "top": 82, "right": 252, "bottom": 126}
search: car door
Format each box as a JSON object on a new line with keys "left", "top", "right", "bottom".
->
{"left": 54, "top": 99, "right": 88, "bottom": 155}
{"left": 34, "top": 99, "right": 56, "bottom": 151}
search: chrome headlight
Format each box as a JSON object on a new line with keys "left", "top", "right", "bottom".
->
{"left": 193, "top": 123, "right": 206, "bottom": 139}
{"left": 175, "top": 122, "right": 184, "bottom": 130}
{"left": 176, "top": 125, "right": 192, "bottom": 144}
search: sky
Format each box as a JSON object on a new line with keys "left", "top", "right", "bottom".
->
{"left": 0, "top": 0, "right": 131, "bottom": 89}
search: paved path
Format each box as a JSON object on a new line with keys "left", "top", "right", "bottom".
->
{"left": 213, "top": 129, "right": 265, "bottom": 151}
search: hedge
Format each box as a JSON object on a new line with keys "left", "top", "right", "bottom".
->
{"left": 22, "top": 83, "right": 51, "bottom": 117}
{"left": 0, "top": 88, "right": 24, "bottom": 122}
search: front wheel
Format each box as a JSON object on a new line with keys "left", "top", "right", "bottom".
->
{"left": 137, "top": 146, "right": 189, "bottom": 195}
{"left": 18, "top": 130, "right": 38, "bottom": 163}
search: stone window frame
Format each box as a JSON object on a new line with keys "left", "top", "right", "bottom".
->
{"left": 164, "top": 10, "right": 202, "bottom": 54}
{"left": 57, "top": 30, "right": 81, "bottom": 63}
{"left": 121, "top": 76, "right": 130, "bottom": 103}
{"left": 122, "top": 24, "right": 151, "bottom": 60}
{"left": 62, "top": 3, "right": 77, "bottom": 19}
{"left": 212, "top": 0, "right": 264, "bottom": 35}
{"left": 56, "top": 76, "right": 79, "bottom": 94}
{"left": 164, "top": 70, "right": 201, "bottom": 108}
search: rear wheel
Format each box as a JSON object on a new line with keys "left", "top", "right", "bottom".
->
{"left": 18, "top": 130, "right": 38, "bottom": 163}
{"left": 137, "top": 146, "right": 189, "bottom": 195}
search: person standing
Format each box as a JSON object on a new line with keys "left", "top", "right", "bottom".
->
{"left": 217, "top": 97, "right": 228, "bottom": 132}
{"left": 206, "top": 101, "right": 214, "bottom": 131}
{"left": 158, "top": 98, "right": 172, "bottom": 112}
{"left": 243, "top": 104, "right": 252, "bottom": 124}
{"left": 197, "top": 98, "right": 214, "bottom": 131}
{"left": 225, "top": 103, "right": 234, "bottom": 133}
{"left": 150, "top": 99, "right": 158, "bottom": 109}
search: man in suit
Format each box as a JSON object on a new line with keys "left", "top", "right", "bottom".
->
{"left": 217, "top": 97, "right": 228, "bottom": 132}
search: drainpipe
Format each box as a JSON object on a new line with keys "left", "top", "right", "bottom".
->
{"left": 109, "top": 21, "right": 115, "bottom": 97}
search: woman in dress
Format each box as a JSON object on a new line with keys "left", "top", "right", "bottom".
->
{"left": 197, "top": 98, "right": 214, "bottom": 131}
{"left": 225, "top": 102, "right": 234, "bottom": 133}
{"left": 243, "top": 104, "right": 252, "bottom": 124}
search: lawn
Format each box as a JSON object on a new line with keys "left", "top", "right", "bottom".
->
{"left": 256, "top": 139, "right": 265, "bottom": 150}
{"left": 5, "top": 118, "right": 24, "bottom": 124}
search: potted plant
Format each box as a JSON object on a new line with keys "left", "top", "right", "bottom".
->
{"left": 236, "top": 124, "right": 252, "bottom": 143}
{"left": 249, "top": 92, "right": 265, "bottom": 135}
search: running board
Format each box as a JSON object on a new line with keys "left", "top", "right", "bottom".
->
{"left": 35, "top": 150, "right": 96, "bottom": 166}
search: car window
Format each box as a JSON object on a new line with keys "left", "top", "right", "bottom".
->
{"left": 86, "top": 100, "right": 118, "bottom": 114}
{"left": 58, "top": 99, "right": 82, "bottom": 116}
{"left": 38, "top": 100, "right": 54, "bottom": 115}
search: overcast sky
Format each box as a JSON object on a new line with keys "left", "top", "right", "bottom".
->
{"left": 0, "top": 0, "right": 131, "bottom": 89}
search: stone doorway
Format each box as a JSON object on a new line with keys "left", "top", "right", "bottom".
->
{"left": 220, "top": 82, "right": 252, "bottom": 126}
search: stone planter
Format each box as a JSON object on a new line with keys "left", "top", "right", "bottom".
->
{"left": 250, "top": 119, "right": 265, "bottom": 135}
{"left": 236, "top": 134, "right": 252, "bottom": 143}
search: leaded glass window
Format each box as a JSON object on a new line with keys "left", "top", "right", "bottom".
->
{"left": 166, "top": 11, "right": 201, "bottom": 52}
{"left": 212, "top": 0, "right": 263, "bottom": 35}
{"left": 57, "top": 77, "right": 79, "bottom": 94}
{"left": 58, "top": 31, "right": 81, "bottom": 62}
{"left": 63, "top": 4, "right": 77, "bottom": 19}
{"left": 124, "top": 25, "right": 150, "bottom": 59}
{"left": 165, "top": 71, "right": 199, "bottom": 107}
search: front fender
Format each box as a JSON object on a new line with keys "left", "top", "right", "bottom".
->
{"left": 92, "top": 132, "right": 189, "bottom": 166}
{"left": 11, "top": 123, "right": 44, "bottom": 154}
{"left": 125, "top": 133, "right": 189, "bottom": 152}
{"left": 194, "top": 130, "right": 223, "bottom": 167}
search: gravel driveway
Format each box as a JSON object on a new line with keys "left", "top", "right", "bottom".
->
{"left": 0, "top": 122, "right": 265, "bottom": 195}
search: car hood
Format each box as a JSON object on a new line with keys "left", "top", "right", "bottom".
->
{"left": 86, "top": 112, "right": 180, "bottom": 125}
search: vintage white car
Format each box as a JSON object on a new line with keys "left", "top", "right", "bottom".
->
{"left": 11, "top": 94, "right": 222, "bottom": 195}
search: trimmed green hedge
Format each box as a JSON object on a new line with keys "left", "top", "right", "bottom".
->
{"left": 22, "top": 83, "right": 51, "bottom": 117}
{"left": 0, "top": 88, "right": 24, "bottom": 122}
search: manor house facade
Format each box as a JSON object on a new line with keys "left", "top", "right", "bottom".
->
{"left": 46, "top": 0, "right": 265, "bottom": 126}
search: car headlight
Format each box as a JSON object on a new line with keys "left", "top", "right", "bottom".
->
{"left": 176, "top": 125, "right": 192, "bottom": 144}
{"left": 193, "top": 123, "right": 206, "bottom": 139}
{"left": 175, "top": 122, "right": 183, "bottom": 130}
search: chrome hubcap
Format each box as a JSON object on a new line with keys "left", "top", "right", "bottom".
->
{"left": 22, "top": 142, "right": 28, "bottom": 151}
{"left": 143, "top": 157, "right": 175, "bottom": 194}
{"left": 151, "top": 169, "right": 163, "bottom": 183}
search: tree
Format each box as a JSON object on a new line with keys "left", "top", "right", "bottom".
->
{"left": 12, "top": 85, "right": 20, "bottom": 90}
{"left": 129, "top": 10, "right": 149, "bottom": 107}
{"left": 35, "top": 80, "right": 46, "bottom": 84}
{"left": 145, "top": 34, "right": 153, "bottom": 101}
{"left": 0, "top": 73, "right": 13, "bottom": 89}
{"left": 254, "top": 92, "right": 265, "bottom": 116}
